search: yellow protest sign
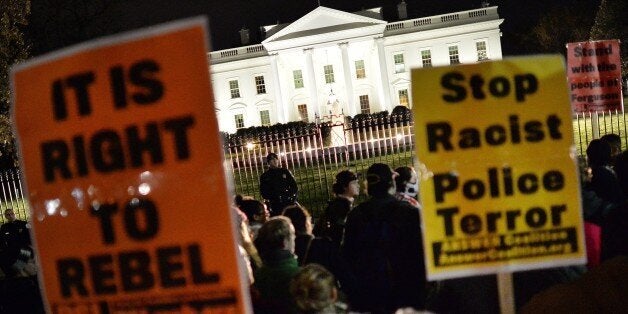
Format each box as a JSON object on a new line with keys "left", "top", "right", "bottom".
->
{"left": 11, "top": 18, "right": 251, "bottom": 313}
{"left": 412, "top": 56, "right": 586, "bottom": 280}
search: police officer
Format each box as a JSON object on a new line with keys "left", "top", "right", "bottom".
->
{"left": 259, "top": 153, "right": 298, "bottom": 216}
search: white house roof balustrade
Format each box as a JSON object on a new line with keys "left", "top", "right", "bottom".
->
{"left": 384, "top": 6, "right": 500, "bottom": 35}
{"left": 209, "top": 6, "right": 502, "bottom": 63}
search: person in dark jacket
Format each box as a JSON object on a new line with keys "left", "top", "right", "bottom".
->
{"left": 282, "top": 204, "right": 354, "bottom": 296}
{"left": 313, "top": 170, "right": 359, "bottom": 249}
{"left": 0, "top": 208, "right": 32, "bottom": 277}
{"left": 260, "top": 152, "right": 298, "bottom": 216}
{"left": 586, "top": 139, "right": 624, "bottom": 205}
{"left": 342, "top": 163, "right": 426, "bottom": 313}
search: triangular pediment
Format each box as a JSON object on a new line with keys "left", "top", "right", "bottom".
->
{"left": 263, "top": 6, "right": 386, "bottom": 45}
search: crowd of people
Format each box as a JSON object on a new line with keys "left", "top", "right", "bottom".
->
{"left": 236, "top": 157, "right": 429, "bottom": 313}
{"left": 1, "top": 137, "right": 627, "bottom": 313}
{"left": 232, "top": 145, "right": 628, "bottom": 313}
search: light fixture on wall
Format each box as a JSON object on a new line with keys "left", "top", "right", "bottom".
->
{"left": 327, "top": 88, "right": 340, "bottom": 115}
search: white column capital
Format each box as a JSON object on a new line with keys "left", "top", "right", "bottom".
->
{"left": 338, "top": 42, "right": 349, "bottom": 48}
{"left": 303, "top": 48, "right": 313, "bottom": 54}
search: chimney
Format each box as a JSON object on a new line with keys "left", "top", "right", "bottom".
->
{"left": 481, "top": 1, "right": 490, "bottom": 7}
{"left": 239, "top": 27, "right": 250, "bottom": 45}
{"left": 397, "top": 0, "right": 407, "bottom": 20}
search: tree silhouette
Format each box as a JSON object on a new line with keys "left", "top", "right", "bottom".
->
{"left": 0, "top": 0, "right": 31, "bottom": 169}
{"left": 522, "top": 2, "right": 594, "bottom": 58}
{"left": 590, "top": 0, "right": 628, "bottom": 77}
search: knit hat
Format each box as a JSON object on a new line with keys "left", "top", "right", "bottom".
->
{"left": 366, "top": 163, "right": 397, "bottom": 196}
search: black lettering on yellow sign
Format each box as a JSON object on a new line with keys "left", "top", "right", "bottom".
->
{"left": 433, "top": 167, "right": 565, "bottom": 203}
{"left": 40, "top": 115, "right": 195, "bottom": 183}
{"left": 441, "top": 72, "right": 538, "bottom": 103}
{"left": 436, "top": 204, "right": 567, "bottom": 236}
{"left": 426, "top": 114, "right": 562, "bottom": 152}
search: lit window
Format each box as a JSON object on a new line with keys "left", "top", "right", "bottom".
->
{"left": 476, "top": 41, "right": 489, "bottom": 61}
{"left": 398, "top": 89, "right": 409, "bottom": 107}
{"left": 260, "top": 110, "right": 270, "bottom": 126}
{"left": 234, "top": 113, "right": 244, "bottom": 129}
{"left": 324, "top": 65, "right": 335, "bottom": 84}
{"left": 421, "top": 49, "right": 432, "bottom": 67}
{"left": 229, "top": 80, "right": 240, "bottom": 98}
{"left": 359, "top": 95, "right": 370, "bottom": 114}
{"left": 394, "top": 53, "right": 405, "bottom": 73}
{"left": 355, "top": 60, "right": 366, "bottom": 79}
{"left": 449, "top": 45, "right": 460, "bottom": 65}
{"left": 297, "top": 104, "right": 309, "bottom": 122}
{"left": 293, "top": 70, "right": 304, "bottom": 88}
{"left": 255, "top": 76, "right": 266, "bottom": 94}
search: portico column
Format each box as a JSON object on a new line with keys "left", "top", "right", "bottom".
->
{"left": 339, "top": 42, "right": 356, "bottom": 116}
{"left": 303, "top": 48, "right": 320, "bottom": 118}
{"left": 375, "top": 37, "right": 392, "bottom": 112}
{"left": 269, "top": 53, "right": 287, "bottom": 122}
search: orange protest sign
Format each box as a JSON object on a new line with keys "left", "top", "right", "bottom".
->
{"left": 11, "top": 18, "right": 250, "bottom": 313}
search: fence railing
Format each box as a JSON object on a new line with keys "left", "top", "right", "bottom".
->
{"left": 225, "top": 114, "right": 415, "bottom": 216}
{"left": 1, "top": 110, "right": 626, "bottom": 221}
{"left": 0, "top": 169, "right": 29, "bottom": 224}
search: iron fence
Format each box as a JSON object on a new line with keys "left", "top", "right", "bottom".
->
{"left": 0, "top": 169, "right": 29, "bottom": 224}
{"left": 1, "top": 110, "right": 627, "bottom": 221}
{"left": 225, "top": 113, "right": 416, "bottom": 216}
{"left": 227, "top": 109, "right": 628, "bottom": 217}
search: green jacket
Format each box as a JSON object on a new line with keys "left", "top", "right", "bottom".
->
{"left": 254, "top": 249, "right": 300, "bottom": 313}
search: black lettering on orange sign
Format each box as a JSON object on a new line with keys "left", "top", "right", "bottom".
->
{"left": 41, "top": 115, "right": 195, "bottom": 183}
{"left": 57, "top": 244, "right": 220, "bottom": 298}
{"left": 90, "top": 198, "right": 159, "bottom": 244}
{"left": 52, "top": 60, "right": 164, "bottom": 121}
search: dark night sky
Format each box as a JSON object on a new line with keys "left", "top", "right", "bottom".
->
{"left": 28, "top": 0, "right": 601, "bottom": 57}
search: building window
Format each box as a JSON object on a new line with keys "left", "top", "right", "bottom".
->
{"left": 297, "top": 104, "right": 309, "bottom": 122}
{"left": 260, "top": 110, "right": 270, "bottom": 126}
{"left": 293, "top": 70, "right": 304, "bottom": 88}
{"left": 398, "top": 89, "right": 409, "bottom": 107}
{"left": 324, "top": 65, "right": 335, "bottom": 84}
{"left": 476, "top": 40, "right": 488, "bottom": 61}
{"left": 255, "top": 75, "right": 266, "bottom": 94}
{"left": 449, "top": 45, "right": 460, "bottom": 65}
{"left": 229, "top": 80, "right": 240, "bottom": 98}
{"left": 359, "top": 95, "right": 370, "bottom": 114}
{"left": 421, "top": 49, "right": 432, "bottom": 67}
{"left": 234, "top": 113, "right": 244, "bottom": 129}
{"left": 355, "top": 60, "right": 366, "bottom": 79}
{"left": 394, "top": 53, "right": 405, "bottom": 73}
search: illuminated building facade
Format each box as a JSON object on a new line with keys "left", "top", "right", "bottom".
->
{"left": 209, "top": 4, "right": 504, "bottom": 133}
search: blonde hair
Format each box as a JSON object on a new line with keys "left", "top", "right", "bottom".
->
{"left": 290, "top": 264, "right": 337, "bottom": 313}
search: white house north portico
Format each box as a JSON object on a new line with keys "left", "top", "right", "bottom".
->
{"left": 209, "top": 4, "right": 504, "bottom": 133}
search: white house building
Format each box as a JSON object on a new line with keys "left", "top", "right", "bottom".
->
{"left": 209, "top": 4, "right": 504, "bottom": 133}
